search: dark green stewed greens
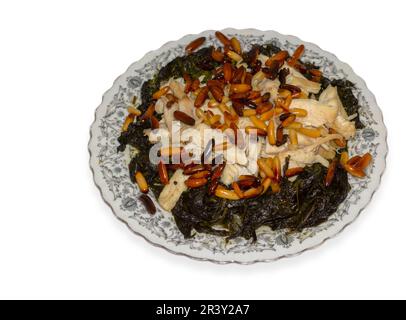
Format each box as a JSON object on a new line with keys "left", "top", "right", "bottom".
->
{"left": 173, "top": 163, "right": 350, "bottom": 240}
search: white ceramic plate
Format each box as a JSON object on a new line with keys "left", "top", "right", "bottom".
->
{"left": 89, "top": 29, "right": 387, "bottom": 264}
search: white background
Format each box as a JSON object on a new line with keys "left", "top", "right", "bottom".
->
{"left": 0, "top": 0, "right": 404, "bottom": 300}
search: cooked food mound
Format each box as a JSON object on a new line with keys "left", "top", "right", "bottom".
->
{"left": 117, "top": 31, "right": 372, "bottom": 241}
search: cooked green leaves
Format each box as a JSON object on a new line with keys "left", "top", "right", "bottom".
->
{"left": 173, "top": 163, "right": 350, "bottom": 240}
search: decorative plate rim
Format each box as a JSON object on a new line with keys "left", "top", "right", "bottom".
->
{"left": 88, "top": 28, "right": 388, "bottom": 264}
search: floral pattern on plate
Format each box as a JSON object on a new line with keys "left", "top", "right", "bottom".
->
{"left": 89, "top": 29, "right": 387, "bottom": 264}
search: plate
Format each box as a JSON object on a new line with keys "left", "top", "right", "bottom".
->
{"left": 89, "top": 28, "right": 388, "bottom": 264}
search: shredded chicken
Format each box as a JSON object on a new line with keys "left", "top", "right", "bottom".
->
{"left": 158, "top": 169, "right": 188, "bottom": 211}
{"left": 284, "top": 63, "right": 321, "bottom": 94}
{"left": 258, "top": 78, "right": 281, "bottom": 101}
{"left": 319, "top": 85, "right": 356, "bottom": 139}
{"left": 221, "top": 164, "right": 251, "bottom": 185}
{"left": 290, "top": 99, "right": 338, "bottom": 127}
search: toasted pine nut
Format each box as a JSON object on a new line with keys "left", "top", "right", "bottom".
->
{"left": 151, "top": 115, "right": 160, "bottom": 129}
{"left": 250, "top": 116, "right": 267, "bottom": 131}
{"left": 251, "top": 96, "right": 262, "bottom": 105}
{"left": 209, "top": 85, "right": 224, "bottom": 103}
{"left": 230, "top": 92, "right": 249, "bottom": 100}
{"left": 232, "top": 66, "right": 245, "bottom": 83}
{"left": 131, "top": 96, "right": 137, "bottom": 105}
{"left": 208, "top": 98, "right": 219, "bottom": 108}
{"left": 281, "top": 114, "right": 297, "bottom": 128}
{"left": 122, "top": 114, "right": 135, "bottom": 132}
{"left": 245, "top": 126, "right": 267, "bottom": 137}
{"left": 261, "top": 177, "right": 272, "bottom": 194}
{"left": 216, "top": 103, "right": 229, "bottom": 114}
{"left": 230, "top": 37, "right": 242, "bottom": 54}
{"left": 215, "top": 186, "right": 239, "bottom": 200}
{"left": 229, "top": 110, "right": 240, "bottom": 122}
{"left": 232, "top": 102, "right": 244, "bottom": 119}
{"left": 135, "top": 171, "right": 149, "bottom": 193}
{"left": 325, "top": 159, "right": 338, "bottom": 187}
{"left": 183, "top": 73, "right": 192, "bottom": 93}
{"left": 344, "top": 164, "right": 366, "bottom": 178}
{"left": 334, "top": 138, "right": 347, "bottom": 148}
{"left": 208, "top": 164, "right": 225, "bottom": 195}
{"left": 208, "top": 114, "right": 222, "bottom": 126}
{"left": 238, "top": 175, "right": 260, "bottom": 189}
{"left": 267, "top": 119, "right": 276, "bottom": 145}
{"left": 297, "top": 127, "right": 321, "bottom": 138}
{"left": 276, "top": 124, "right": 286, "bottom": 146}
{"left": 243, "top": 186, "right": 264, "bottom": 199}
{"left": 243, "top": 109, "right": 257, "bottom": 117}
{"left": 289, "top": 129, "right": 298, "bottom": 145}
{"left": 256, "top": 102, "right": 273, "bottom": 115}
{"left": 238, "top": 175, "right": 258, "bottom": 181}
{"left": 230, "top": 84, "right": 252, "bottom": 94}
{"left": 278, "top": 89, "right": 291, "bottom": 98}
{"left": 211, "top": 48, "right": 225, "bottom": 62}
{"left": 226, "top": 50, "right": 243, "bottom": 62}
{"left": 311, "top": 75, "right": 322, "bottom": 83}
{"left": 280, "top": 84, "right": 301, "bottom": 95}
{"left": 286, "top": 122, "right": 303, "bottom": 130}
{"left": 174, "top": 111, "right": 196, "bottom": 126}
{"left": 139, "top": 103, "right": 155, "bottom": 121}
{"left": 223, "top": 111, "right": 232, "bottom": 127}
{"left": 247, "top": 90, "right": 262, "bottom": 100}
{"left": 139, "top": 194, "right": 156, "bottom": 215}
{"left": 290, "top": 108, "right": 308, "bottom": 117}
{"left": 127, "top": 106, "right": 141, "bottom": 116}
{"left": 266, "top": 157, "right": 274, "bottom": 168}
{"left": 191, "top": 78, "right": 201, "bottom": 92}
{"left": 190, "top": 170, "right": 211, "bottom": 179}
{"left": 183, "top": 164, "right": 206, "bottom": 175}
{"left": 347, "top": 156, "right": 362, "bottom": 167}
{"left": 215, "top": 31, "right": 231, "bottom": 46}
{"left": 185, "top": 37, "right": 206, "bottom": 54}
{"left": 194, "top": 86, "right": 209, "bottom": 108}
{"left": 195, "top": 108, "right": 207, "bottom": 120}
{"left": 288, "top": 44, "right": 305, "bottom": 66}
{"left": 152, "top": 86, "right": 170, "bottom": 100}
{"left": 258, "top": 159, "right": 274, "bottom": 178}
{"left": 319, "top": 147, "right": 336, "bottom": 160}
{"left": 270, "top": 181, "right": 280, "bottom": 193}
{"left": 223, "top": 62, "right": 232, "bottom": 83}
{"left": 285, "top": 167, "right": 304, "bottom": 178}
{"left": 272, "top": 156, "right": 281, "bottom": 182}
{"left": 222, "top": 96, "right": 230, "bottom": 104}
{"left": 260, "top": 108, "right": 283, "bottom": 121}
{"left": 243, "top": 71, "right": 252, "bottom": 85}
{"left": 232, "top": 182, "right": 244, "bottom": 199}
{"left": 185, "top": 177, "right": 208, "bottom": 188}
{"left": 206, "top": 110, "right": 214, "bottom": 118}
{"left": 283, "top": 94, "right": 293, "bottom": 110}
{"left": 158, "top": 162, "right": 169, "bottom": 185}
{"left": 356, "top": 153, "right": 372, "bottom": 170}
{"left": 160, "top": 146, "right": 183, "bottom": 157}
{"left": 265, "top": 50, "right": 289, "bottom": 66}
{"left": 340, "top": 151, "right": 349, "bottom": 167}
{"left": 309, "top": 69, "right": 322, "bottom": 77}
{"left": 207, "top": 79, "right": 225, "bottom": 89}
